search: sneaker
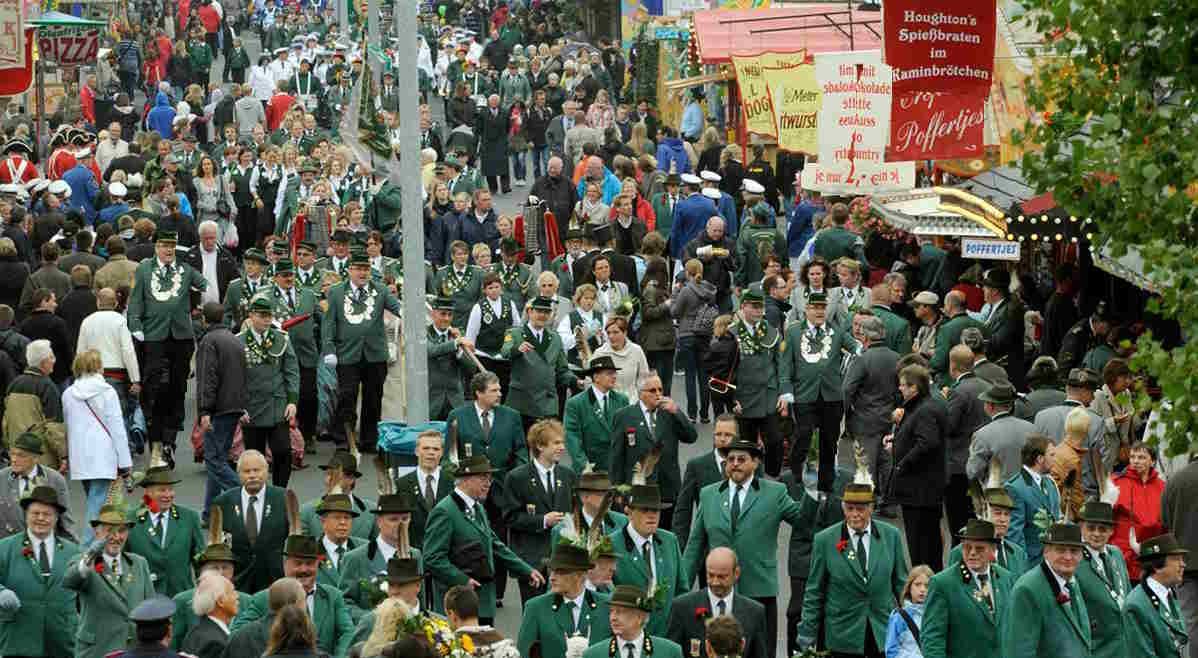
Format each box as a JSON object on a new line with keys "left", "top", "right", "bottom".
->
{"left": 514, "top": 179, "right": 526, "bottom": 187}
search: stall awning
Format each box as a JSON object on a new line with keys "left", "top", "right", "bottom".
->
{"left": 870, "top": 188, "right": 1007, "bottom": 238}
{"left": 690, "top": 6, "right": 881, "bottom": 64}
{"left": 1091, "top": 243, "right": 1163, "bottom": 293}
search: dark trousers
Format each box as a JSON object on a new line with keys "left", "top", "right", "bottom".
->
{"left": 335, "top": 361, "right": 388, "bottom": 452}
{"left": 645, "top": 349, "right": 675, "bottom": 397}
{"left": 737, "top": 414, "right": 783, "bottom": 477}
{"left": 478, "top": 355, "right": 511, "bottom": 400}
{"left": 485, "top": 488, "right": 509, "bottom": 601}
{"left": 117, "top": 70, "right": 138, "bottom": 99}
{"left": 243, "top": 422, "right": 291, "bottom": 487}
{"left": 141, "top": 338, "right": 194, "bottom": 450}
{"left": 944, "top": 473, "right": 974, "bottom": 547}
{"left": 902, "top": 504, "right": 944, "bottom": 572}
{"left": 791, "top": 398, "right": 845, "bottom": 492}
{"left": 753, "top": 595, "right": 778, "bottom": 658}
{"left": 786, "top": 576, "right": 808, "bottom": 657}
{"left": 518, "top": 566, "right": 546, "bottom": 606}
{"left": 831, "top": 625, "right": 882, "bottom": 658}
{"left": 298, "top": 366, "right": 317, "bottom": 446}
{"left": 677, "top": 335, "right": 709, "bottom": 418}
{"left": 486, "top": 174, "right": 511, "bottom": 194}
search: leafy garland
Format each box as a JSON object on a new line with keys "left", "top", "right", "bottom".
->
{"left": 151, "top": 263, "right": 184, "bottom": 302}
{"left": 344, "top": 285, "right": 379, "bottom": 325}
{"left": 244, "top": 328, "right": 289, "bottom": 366}
{"left": 733, "top": 318, "right": 778, "bottom": 355}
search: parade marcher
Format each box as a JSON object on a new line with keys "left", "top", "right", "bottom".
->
{"left": 311, "top": 490, "right": 365, "bottom": 589}
{"left": 348, "top": 555, "right": 437, "bottom": 648}
{"left": 396, "top": 430, "right": 454, "bottom": 549}
{"left": 1074, "top": 501, "right": 1130, "bottom": 658}
{"left": 211, "top": 450, "right": 289, "bottom": 594}
{"left": 675, "top": 415, "right": 737, "bottom": 552}
{"left": 1003, "top": 523, "right": 1093, "bottom": 657}
{"left": 0, "top": 485, "right": 80, "bottom": 658}
{"left": 948, "top": 487, "right": 1030, "bottom": 576}
{"left": 299, "top": 450, "right": 376, "bottom": 540}
{"left": 464, "top": 273, "right": 522, "bottom": 395}
{"left": 127, "top": 230, "right": 207, "bottom": 466}
{"left": 666, "top": 546, "right": 769, "bottom": 658}
{"left": 609, "top": 483, "right": 686, "bottom": 637}
{"left": 1005, "top": 434, "right": 1062, "bottom": 564}
{"left": 223, "top": 248, "right": 270, "bottom": 328}
{"left": 516, "top": 542, "right": 613, "bottom": 658}
{"left": 427, "top": 295, "right": 478, "bottom": 421}
{"left": 340, "top": 491, "right": 424, "bottom": 620}
{"left": 728, "top": 290, "right": 786, "bottom": 477}
{"left": 1125, "top": 533, "right": 1190, "bottom": 658}
{"left": 0, "top": 432, "right": 73, "bottom": 540}
{"left": 504, "top": 295, "right": 580, "bottom": 430}
{"left": 125, "top": 454, "right": 206, "bottom": 598}
{"left": 921, "top": 519, "right": 1016, "bottom": 658}
{"left": 581, "top": 583, "right": 685, "bottom": 658}
{"left": 610, "top": 373, "right": 698, "bottom": 531}
{"left": 239, "top": 298, "right": 299, "bottom": 487}
{"left": 549, "top": 468, "right": 630, "bottom": 546}
{"left": 564, "top": 354, "right": 629, "bottom": 470}
{"left": 263, "top": 258, "right": 320, "bottom": 445}
{"left": 433, "top": 240, "right": 485, "bottom": 330}
{"left": 170, "top": 507, "right": 254, "bottom": 650}
{"left": 63, "top": 496, "right": 157, "bottom": 658}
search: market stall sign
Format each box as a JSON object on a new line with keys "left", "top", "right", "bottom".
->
{"left": 962, "top": 238, "right": 1020, "bottom": 261}
{"left": 890, "top": 90, "right": 985, "bottom": 160}
{"left": 37, "top": 24, "right": 99, "bottom": 66}
{"left": 732, "top": 53, "right": 778, "bottom": 139}
{"left": 883, "top": 0, "right": 998, "bottom": 94}
{"left": 761, "top": 54, "right": 820, "bottom": 155}
{"left": 0, "top": 0, "right": 23, "bottom": 69}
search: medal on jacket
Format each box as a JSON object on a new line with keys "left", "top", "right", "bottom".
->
{"left": 626, "top": 426, "right": 636, "bottom": 447}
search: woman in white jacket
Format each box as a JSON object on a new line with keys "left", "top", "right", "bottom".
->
{"left": 63, "top": 349, "right": 131, "bottom": 543}
{"left": 588, "top": 315, "right": 650, "bottom": 401}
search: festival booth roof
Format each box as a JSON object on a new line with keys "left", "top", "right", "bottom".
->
{"left": 690, "top": 6, "right": 882, "bottom": 64}
{"left": 870, "top": 188, "right": 1007, "bottom": 239}
{"left": 28, "top": 11, "right": 108, "bottom": 26}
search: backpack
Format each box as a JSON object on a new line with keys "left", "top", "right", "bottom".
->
{"left": 0, "top": 329, "right": 28, "bottom": 371}
{"left": 692, "top": 298, "right": 719, "bottom": 337}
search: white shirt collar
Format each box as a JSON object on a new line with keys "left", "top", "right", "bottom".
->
{"left": 627, "top": 524, "right": 652, "bottom": 547}
{"left": 618, "top": 634, "right": 645, "bottom": 658}
{"left": 567, "top": 589, "right": 586, "bottom": 610}
{"left": 591, "top": 385, "right": 607, "bottom": 403}
{"left": 26, "top": 530, "right": 53, "bottom": 550}
{"left": 454, "top": 487, "right": 477, "bottom": 509}
{"left": 639, "top": 401, "right": 655, "bottom": 417}
{"left": 708, "top": 588, "right": 734, "bottom": 614}
{"left": 1047, "top": 565, "right": 1073, "bottom": 591}
{"left": 322, "top": 535, "right": 349, "bottom": 563}
{"left": 534, "top": 459, "right": 555, "bottom": 482}
{"left": 1147, "top": 576, "right": 1173, "bottom": 604}
{"left": 208, "top": 616, "right": 231, "bottom": 635}
{"left": 1023, "top": 465, "right": 1043, "bottom": 487}
{"left": 376, "top": 537, "right": 397, "bottom": 563}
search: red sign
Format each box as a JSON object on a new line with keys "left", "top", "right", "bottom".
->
{"left": 889, "top": 90, "right": 985, "bottom": 161}
{"left": 37, "top": 26, "right": 99, "bottom": 67}
{"left": 883, "top": 0, "right": 997, "bottom": 94}
{"left": 0, "top": 28, "right": 34, "bottom": 97}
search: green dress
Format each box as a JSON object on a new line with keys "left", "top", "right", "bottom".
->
{"left": 0, "top": 532, "right": 80, "bottom": 658}
{"left": 920, "top": 562, "right": 1016, "bottom": 658}
{"left": 124, "top": 503, "right": 206, "bottom": 597}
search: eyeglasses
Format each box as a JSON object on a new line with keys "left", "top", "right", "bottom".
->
{"left": 641, "top": 386, "right": 662, "bottom": 392}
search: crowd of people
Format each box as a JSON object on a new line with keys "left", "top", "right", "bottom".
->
{"left": 0, "top": 0, "right": 1190, "bottom": 657}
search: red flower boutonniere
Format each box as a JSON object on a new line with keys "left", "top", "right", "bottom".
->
{"left": 21, "top": 546, "right": 33, "bottom": 558}
{"left": 143, "top": 494, "right": 160, "bottom": 514}
{"left": 94, "top": 561, "right": 105, "bottom": 575}
{"left": 561, "top": 263, "right": 568, "bottom": 272}
{"left": 836, "top": 539, "right": 848, "bottom": 554}
{"left": 694, "top": 606, "right": 709, "bottom": 620}
{"left": 1056, "top": 591, "right": 1070, "bottom": 605}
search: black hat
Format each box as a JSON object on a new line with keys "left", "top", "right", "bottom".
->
{"left": 317, "top": 493, "right": 360, "bottom": 517}
{"left": 11, "top": 432, "right": 43, "bottom": 455}
{"left": 349, "top": 249, "right": 371, "bottom": 266}
{"left": 956, "top": 518, "right": 1000, "bottom": 543}
{"left": 1041, "top": 522, "right": 1084, "bottom": 548}
{"left": 19, "top": 485, "right": 67, "bottom": 513}
{"left": 984, "top": 487, "right": 1016, "bottom": 510}
{"left": 130, "top": 596, "right": 177, "bottom": 624}
{"left": 665, "top": 173, "right": 681, "bottom": 186}
{"left": 320, "top": 449, "right": 364, "bottom": 478}
{"left": 154, "top": 230, "right": 178, "bottom": 244}
{"left": 806, "top": 290, "right": 828, "bottom": 306}
{"left": 455, "top": 455, "right": 495, "bottom": 477}
{"left": 1139, "top": 533, "right": 1189, "bottom": 561}
{"left": 500, "top": 237, "right": 520, "bottom": 256}
{"left": 719, "top": 438, "right": 763, "bottom": 459}
{"left": 387, "top": 556, "right": 423, "bottom": 584}
{"left": 331, "top": 229, "right": 352, "bottom": 243}
{"left": 547, "top": 543, "right": 594, "bottom": 571}
{"left": 1077, "top": 501, "right": 1115, "bottom": 525}
{"left": 609, "top": 584, "right": 653, "bottom": 611}
{"left": 274, "top": 259, "right": 295, "bottom": 274}
{"left": 138, "top": 466, "right": 182, "bottom": 487}
{"left": 282, "top": 534, "right": 321, "bottom": 559}
{"left": 1067, "top": 367, "right": 1102, "bottom": 389}
{"left": 374, "top": 492, "right": 417, "bottom": 514}
{"left": 981, "top": 268, "right": 1011, "bottom": 291}
{"left": 587, "top": 222, "right": 613, "bottom": 245}
{"left": 625, "top": 484, "right": 669, "bottom": 510}
{"left": 296, "top": 240, "right": 319, "bottom": 254}
{"left": 577, "top": 471, "right": 613, "bottom": 492}
{"left": 431, "top": 295, "right": 456, "bottom": 311}
{"left": 580, "top": 355, "right": 621, "bottom": 376}
{"left": 527, "top": 296, "right": 555, "bottom": 312}
{"left": 244, "top": 247, "right": 269, "bottom": 264}
{"left": 1091, "top": 300, "right": 1112, "bottom": 323}
{"left": 978, "top": 382, "right": 1017, "bottom": 405}
{"left": 4, "top": 138, "right": 32, "bottom": 155}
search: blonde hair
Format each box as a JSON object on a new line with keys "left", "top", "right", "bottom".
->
{"left": 471, "top": 242, "right": 491, "bottom": 262}
{"left": 527, "top": 418, "right": 565, "bottom": 457}
{"left": 536, "top": 270, "right": 559, "bottom": 289}
{"left": 685, "top": 258, "right": 704, "bottom": 279}
{"left": 1064, "top": 407, "right": 1091, "bottom": 441}
{"left": 72, "top": 349, "right": 103, "bottom": 377}
{"left": 361, "top": 598, "right": 413, "bottom": 657}
{"left": 901, "top": 565, "right": 934, "bottom": 603}
{"left": 573, "top": 283, "right": 598, "bottom": 304}
{"left": 712, "top": 314, "right": 734, "bottom": 337}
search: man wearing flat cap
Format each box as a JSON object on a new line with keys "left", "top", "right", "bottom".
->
{"left": 1073, "top": 501, "right": 1129, "bottom": 658}
{"left": 0, "top": 485, "right": 81, "bottom": 658}
{"left": 0, "top": 432, "right": 74, "bottom": 540}
{"left": 125, "top": 461, "right": 205, "bottom": 597}
{"left": 922, "top": 519, "right": 1016, "bottom": 658}
{"left": 581, "top": 584, "right": 684, "bottom": 658}
{"left": 608, "top": 484, "right": 686, "bottom": 637}
{"left": 239, "top": 298, "right": 299, "bottom": 487}
{"left": 128, "top": 229, "right": 208, "bottom": 467}
{"left": 340, "top": 492, "right": 423, "bottom": 620}
{"left": 1125, "top": 533, "right": 1189, "bottom": 657}
{"left": 1004, "top": 523, "right": 1093, "bottom": 657}
{"left": 1034, "top": 367, "right": 1106, "bottom": 497}
{"left": 517, "top": 542, "right": 613, "bottom": 658}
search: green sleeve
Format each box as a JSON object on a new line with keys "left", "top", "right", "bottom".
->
{"left": 284, "top": 339, "right": 300, "bottom": 404}
{"left": 331, "top": 591, "right": 354, "bottom": 658}
{"left": 1001, "top": 585, "right": 1042, "bottom": 657}
{"left": 422, "top": 507, "right": 469, "bottom": 587}
{"left": 322, "top": 290, "right": 340, "bottom": 357}
{"left": 554, "top": 343, "right": 576, "bottom": 390}
{"left": 798, "top": 534, "right": 828, "bottom": 641}
{"left": 920, "top": 576, "right": 949, "bottom": 658}
{"left": 127, "top": 269, "right": 145, "bottom": 334}
{"left": 890, "top": 527, "right": 909, "bottom": 597}
{"left": 778, "top": 326, "right": 796, "bottom": 396}
{"left": 929, "top": 323, "right": 952, "bottom": 377}
{"left": 563, "top": 399, "right": 586, "bottom": 468}
{"left": 516, "top": 600, "right": 540, "bottom": 656}
{"left": 679, "top": 494, "right": 706, "bottom": 590}
{"left": 500, "top": 327, "right": 520, "bottom": 359}
{"left": 1122, "top": 604, "right": 1157, "bottom": 656}
{"left": 229, "top": 591, "right": 266, "bottom": 634}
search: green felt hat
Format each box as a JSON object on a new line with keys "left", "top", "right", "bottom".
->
{"left": 11, "top": 432, "right": 43, "bottom": 455}
{"left": 244, "top": 248, "right": 268, "bottom": 264}
{"left": 248, "top": 298, "right": 275, "bottom": 315}
{"left": 282, "top": 534, "right": 321, "bottom": 559}
{"left": 317, "top": 493, "right": 360, "bottom": 517}
{"left": 740, "top": 289, "right": 765, "bottom": 306}
{"left": 19, "top": 485, "right": 67, "bottom": 512}
{"left": 138, "top": 466, "right": 181, "bottom": 487}
{"left": 387, "top": 556, "right": 423, "bottom": 584}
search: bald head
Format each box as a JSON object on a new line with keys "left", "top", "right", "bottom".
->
{"left": 870, "top": 283, "right": 891, "bottom": 306}
{"left": 705, "top": 547, "right": 740, "bottom": 598}
{"left": 268, "top": 577, "right": 306, "bottom": 612}
{"left": 949, "top": 344, "right": 975, "bottom": 375}
{"left": 707, "top": 547, "right": 738, "bottom": 571}
{"left": 587, "top": 156, "right": 604, "bottom": 180}
{"left": 705, "top": 216, "right": 726, "bottom": 241}
{"left": 96, "top": 287, "right": 117, "bottom": 310}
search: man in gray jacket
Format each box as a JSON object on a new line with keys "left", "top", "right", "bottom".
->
{"left": 194, "top": 302, "right": 247, "bottom": 521}
{"left": 0, "top": 432, "right": 74, "bottom": 540}
{"left": 944, "top": 344, "right": 989, "bottom": 542}
{"left": 842, "top": 316, "right": 898, "bottom": 493}
{"left": 233, "top": 83, "right": 267, "bottom": 138}
{"left": 967, "top": 381, "right": 1036, "bottom": 483}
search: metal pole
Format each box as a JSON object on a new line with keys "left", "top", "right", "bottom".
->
{"left": 395, "top": 0, "right": 429, "bottom": 424}
{"left": 368, "top": 0, "right": 381, "bottom": 86}
{"left": 338, "top": 0, "right": 348, "bottom": 38}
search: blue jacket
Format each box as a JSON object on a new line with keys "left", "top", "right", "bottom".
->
{"left": 787, "top": 201, "right": 822, "bottom": 258}
{"left": 576, "top": 168, "right": 623, "bottom": 205}
{"left": 668, "top": 192, "right": 717, "bottom": 259}
{"left": 716, "top": 191, "right": 738, "bottom": 237}
{"left": 97, "top": 201, "right": 130, "bottom": 227}
{"left": 63, "top": 164, "right": 99, "bottom": 223}
{"left": 655, "top": 137, "right": 691, "bottom": 175}
{"left": 681, "top": 102, "right": 704, "bottom": 141}
{"left": 1005, "top": 467, "right": 1062, "bottom": 564}
{"left": 459, "top": 208, "right": 501, "bottom": 259}
{"left": 146, "top": 91, "right": 176, "bottom": 139}
{"left": 428, "top": 209, "right": 465, "bottom": 266}
{"left": 884, "top": 602, "right": 924, "bottom": 658}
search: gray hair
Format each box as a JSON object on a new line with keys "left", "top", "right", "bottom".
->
{"left": 198, "top": 220, "right": 219, "bottom": 237}
{"left": 26, "top": 339, "right": 52, "bottom": 369}
{"left": 237, "top": 449, "right": 267, "bottom": 471}
{"left": 960, "top": 327, "right": 986, "bottom": 352}
{"left": 882, "top": 272, "right": 905, "bottom": 287}
{"left": 859, "top": 316, "right": 886, "bottom": 342}
{"left": 192, "top": 572, "right": 232, "bottom": 616}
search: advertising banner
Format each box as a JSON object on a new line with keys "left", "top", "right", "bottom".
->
{"left": 884, "top": 0, "right": 998, "bottom": 94}
{"left": 0, "top": 0, "right": 22, "bottom": 69}
{"left": 962, "top": 238, "right": 1021, "bottom": 261}
{"left": 760, "top": 54, "right": 821, "bottom": 155}
{"left": 890, "top": 90, "right": 986, "bottom": 160}
{"left": 732, "top": 53, "right": 777, "bottom": 139}
{"left": 37, "top": 24, "right": 99, "bottom": 66}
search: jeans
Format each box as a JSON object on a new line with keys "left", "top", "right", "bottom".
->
{"left": 509, "top": 150, "right": 527, "bottom": 182}
{"left": 531, "top": 145, "right": 548, "bottom": 178}
{"left": 677, "top": 336, "right": 709, "bottom": 418}
{"left": 203, "top": 412, "right": 240, "bottom": 519}
{"left": 81, "top": 479, "right": 113, "bottom": 544}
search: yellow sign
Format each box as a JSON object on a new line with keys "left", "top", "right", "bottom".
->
{"left": 761, "top": 56, "right": 821, "bottom": 155}
{"left": 732, "top": 54, "right": 777, "bottom": 139}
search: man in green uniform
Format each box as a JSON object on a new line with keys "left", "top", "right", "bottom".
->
{"left": 300, "top": 451, "right": 376, "bottom": 540}
{"left": 651, "top": 174, "right": 682, "bottom": 242}
{"left": 396, "top": 431, "right": 454, "bottom": 550}
{"left": 224, "top": 248, "right": 270, "bottom": 329}
{"left": 127, "top": 230, "right": 207, "bottom": 467}
{"left": 210, "top": 451, "right": 290, "bottom": 595}
{"left": 549, "top": 469, "right": 630, "bottom": 546}
{"left": 433, "top": 240, "right": 486, "bottom": 330}
{"left": 930, "top": 290, "right": 988, "bottom": 387}
{"left": 1005, "top": 435, "right": 1061, "bottom": 564}
{"left": 323, "top": 249, "right": 401, "bottom": 451}
{"left": 517, "top": 542, "right": 613, "bottom": 657}
{"left": 608, "top": 484, "right": 686, "bottom": 637}
{"left": 798, "top": 477, "right": 908, "bottom": 656}
{"left": 423, "top": 455, "right": 545, "bottom": 623}
{"left": 730, "top": 289, "right": 787, "bottom": 477}
{"left": 922, "top": 519, "right": 1016, "bottom": 658}
{"left": 428, "top": 295, "right": 478, "bottom": 421}
{"left": 340, "top": 492, "right": 424, "bottom": 620}
{"left": 311, "top": 492, "right": 365, "bottom": 589}
{"left": 315, "top": 230, "right": 353, "bottom": 281}
{"left": 261, "top": 258, "right": 322, "bottom": 447}
{"left": 293, "top": 241, "right": 326, "bottom": 295}
{"left": 503, "top": 296, "right": 580, "bottom": 430}
{"left": 581, "top": 584, "right": 684, "bottom": 658}
{"left": 63, "top": 500, "right": 157, "bottom": 658}
{"left": 1003, "top": 523, "right": 1093, "bottom": 657}
{"left": 347, "top": 556, "right": 436, "bottom": 646}
{"left": 675, "top": 416, "right": 740, "bottom": 553}
{"left": 493, "top": 237, "right": 533, "bottom": 308}
{"left": 563, "top": 355, "right": 629, "bottom": 469}
{"left": 0, "top": 486, "right": 80, "bottom": 658}
{"left": 365, "top": 173, "right": 403, "bottom": 249}
{"left": 240, "top": 298, "right": 300, "bottom": 486}
{"left": 170, "top": 510, "right": 253, "bottom": 651}
{"left": 869, "top": 284, "right": 912, "bottom": 355}
{"left": 811, "top": 202, "right": 866, "bottom": 272}
{"left": 948, "top": 487, "right": 1030, "bottom": 576}
{"left": 1125, "top": 533, "right": 1189, "bottom": 658}
{"left": 1074, "top": 501, "right": 1130, "bottom": 658}
{"left": 125, "top": 464, "right": 205, "bottom": 597}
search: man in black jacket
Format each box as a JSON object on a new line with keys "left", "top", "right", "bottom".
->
{"left": 194, "top": 302, "right": 247, "bottom": 519}
{"left": 528, "top": 155, "right": 576, "bottom": 239}
{"left": 684, "top": 217, "right": 738, "bottom": 312}
{"left": 186, "top": 221, "right": 239, "bottom": 305}
{"left": 106, "top": 142, "right": 147, "bottom": 181}
{"left": 18, "top": 288, "right": 73, "bottom": 387}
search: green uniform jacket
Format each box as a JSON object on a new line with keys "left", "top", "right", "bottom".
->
{"left": 492, "top": 261, "right": 534, "bottom": 308}
{"left": 295, "top": 264, "right": 327, "bottom": 295}
{"left": 1075, "top": 545, "right": 1131, "bottom": 658}
{"left": 315, "top": 256, "right": 349, "bottom": 282}
{"left": 231, "top": 583, "right": 355, "bottom": 657}
{"left": 259, "top": 284, "right": 321, "bottom": 368}
{"left": 127, "top": 258, "right": 207, "bottom": 340}
{"left": 779, "top": 320, "right": 856, "bottom": 403}
{"left": 446, "top": 403, "right": 528, "bottom": 497}
{"left": 322, "top": 279, "right": 402, "bottom": 364}
{"left": 947, "top": 537, "right": 1030, "bottom": 576}
{"left": 681, "top": 477, "right": 804, "bottom": 598}
{"left": 367, "top": 181, "right": 403, "bottom": 235}
{"left": 171, "top": 588, "right": 254, "bottom": 650}
{"left": 548, "top": 254, "right": 576, "bottom": 298}
{"left": 779, "top": 470, "right": 846, "bottom": 583}
{"left": 1005, "top": 468, "right": 1061, "bottom": 564}
{"left": 609, "top": 526, "right": 686, "bottom": 637}
{"left": 212, "top": 485, "right": 290, "bottom": 594}
{"left": 432, "top": 265, "right": 485, "bottom": 329}
{"left": 609, "top": 403, "right": 698, "bottom": 504}
{"left": 1125, "top": 579, "right": 1188, "bottom": 658}
{"left": 62, "top": 550, "right": 157, "bottom": 658}
{"left": 1002, "top": 563, "right": 1093, "bottom": 658}
{"left": 124, "top": 503, "right": 205, "bottom": 597}
{"left": 223, "top": 276, "right": 269, "bottom": 329}
{"left": 0, "top": 532, "right": 80, "bottom": 658}
{"left": 871, "top": 304, "right": 912, "bottom": 355}
{"left": 300, "top": 494, "right": 377, "bottom": 541}
{"left": 428, "top": 326, "right": 477, "bottom": 419}
{"left": 340, "top": 541, "right": 423, "bottom": 622}
{"left": 729, "top": 318, "right": 783, "bottom": 417}
{"left": 188, "top": 40, "right": 213, "bottom": 71}
{"left": 811, "top": 226, "right": 866, "bottom": 272}
{"left": 501, "top": 462, "right": 577, "bottom": 569}
{"left": 930, "top": 313, "right": 987, "bottom": 385}
{"left": 734, "top": 223, "right": 787, "bottom": 288}
{"left": 921, "top": 562, "right": 1016, "bottom": 658}
{"left": 564, "top": 387, "right": 631, "bottom": 470}
{"left": 423, "top": 491, "right": 535, "bottom": 617}
{"left": 518, "top": 589, "right": 613, "bottom": 656}
{"left": 798, "top": 520, "right": 908, "bottom": 654}
{"left": 581, "top": 634, "right": 684, "bottom": 658}
{"left": 503, "top": 325, "right": 579, "bottom": 418}
{"left": 240, "top": 326, "right": 300, "bottom": 427}
{"left": 651, "top": 192, "right": 679, "bottom": 239}
{"left": 314, "top": 535, "right": 366, "bottom": 589}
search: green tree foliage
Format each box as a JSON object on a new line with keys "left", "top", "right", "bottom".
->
{"left": 1015, "top": 0, "right": 1198, "bottom": 456}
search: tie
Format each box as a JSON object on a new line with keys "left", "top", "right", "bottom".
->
{"left": 977, "top": 572, "right": 993, "bottom": 611}
{"left": 288, "top": 290, "right": 296, "bottom": 310}
{"left": 599, "top": 395, "right": 606, "bottom": 417}
{"left": 855, "top": 530, "right": 868, "bottom": 572}
{"left": 997, "top": 541, "right": 1007, "bottom": 568}
{"left": 625, "top": 642, "right": 636, "bottom": 658}
{"left": 601, "top": 283, "right": 610, "bottom": 293}
{"left": 424, "top": 474, "right": 436, "bottom": 506}
{"left": 246, "top": 496, "right": 259, "bottom": 545}
{"left": 547, "top": 470, "right": 555, "bottom": 499}
{"left": 38, "top": 540, "right": 50, "bottom": 576}
{"left": 717, "top": 599, "right": 727, "bottom": 617}
{"left": 642, "top": 541, "right": 654, "bottom": 580}
{"left": 730, "top": 485, "right": 743, "bottom": 535}
{"left": 19, "top": 477, "right": 28, "bottom": 496}
{"left": 564, "top": 600, "right": 577, "bottom": 634}
{"left": 335, "top": 544, "right": 346, "bottom": 567}
{"left": 646, "top": 411, "right": 656, "bottom": 434}
{"left": 154, "top": 515, "right": 165, "bottom": 548}
{"left": 481, "top": 411, "right": 491, "bottom": 441}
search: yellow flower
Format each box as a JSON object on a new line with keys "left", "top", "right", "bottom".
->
{"left": 461, "top": 635, "right": 475, "bottom": 653}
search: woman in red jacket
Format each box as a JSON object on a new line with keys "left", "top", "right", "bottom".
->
{"left": 1111, "top": 440, "right": 1166, "bottom": 580}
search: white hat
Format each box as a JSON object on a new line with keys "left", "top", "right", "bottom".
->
{"left": 108, "top": 182, "right": 128, "bottom": 197}
{"left": 126, "top": 173, "right": 144, "bottom": 189}
{"left": 0, "top": 183, "right": 22, "bottom": 196}
{"left": 742, "top": 178, "right": 765, "bottom": 194}
{"left": 76, "top": 147, "right": 92, "bottom": 159}
{"left": 700, "top": 170, "right": 721, "bottom": 183}
{"left": 30, "top": 179, "right": 50, "bottom": 193}
{"left": 680, "top": 173, "right": 702, "bottom": 185}
{"left": 48, "top": 180, "right": 71, "bottom": 197}
{"left": 701, "top": 188, "right": 721, "bottom": 200}
{"left": 274, "top": 47, "right": 288, "bottom": 55}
